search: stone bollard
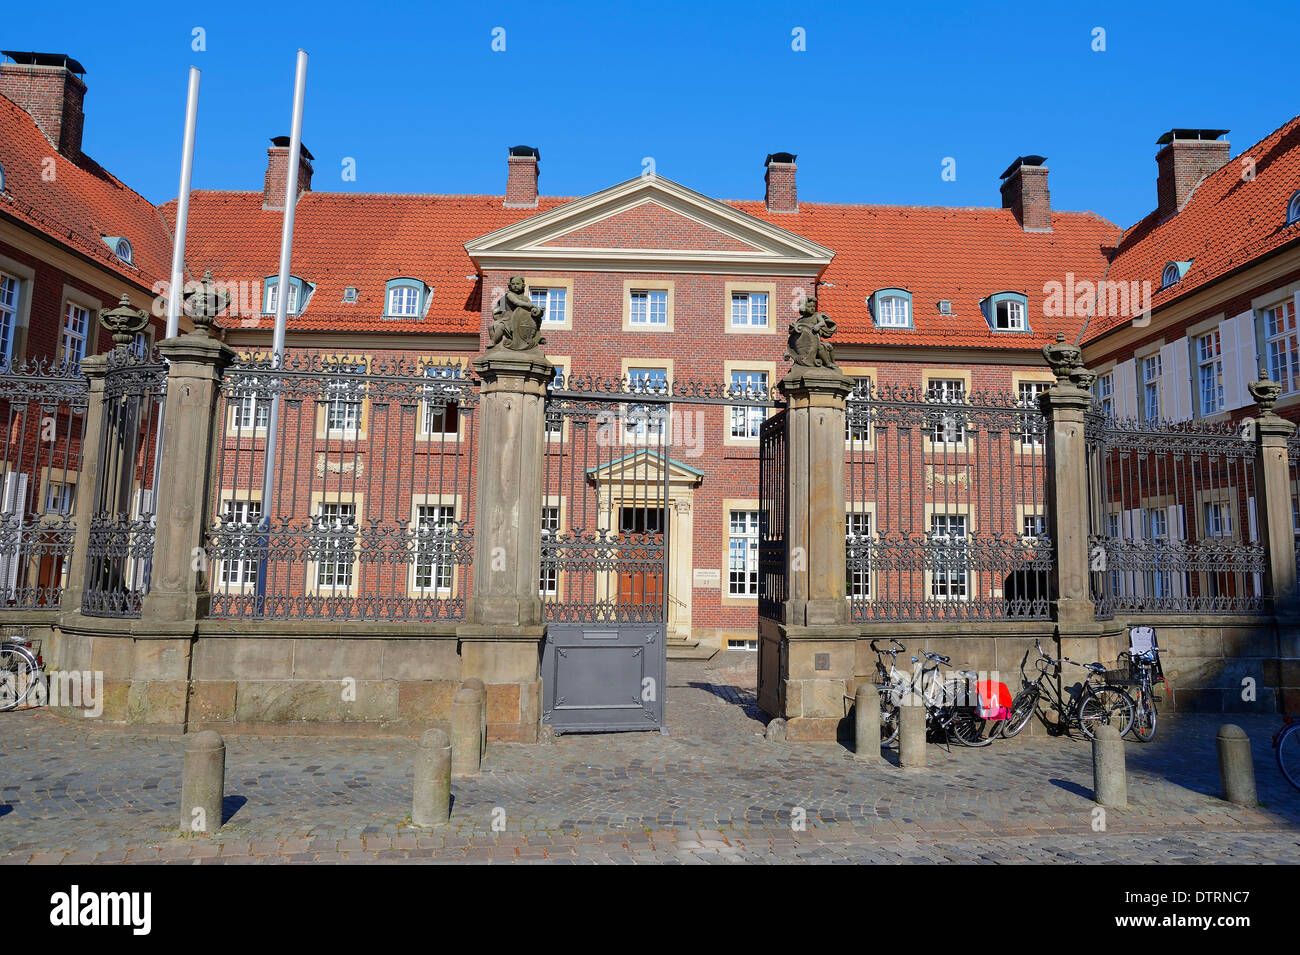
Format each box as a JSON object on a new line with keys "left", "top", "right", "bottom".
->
{"left": 1216, "top": 724, "right": 1258, "bottom": 807}
{"left": 854, "top": 684, "right": 880, "bottom": 761}
{"left": 451, "top": 687, "right": 482, "bottom": 776}
{"left": 898, "top": 702, "right": 926, "bottom": 768}
{"left": 412, "top": 728, "right": 453, "bottom": 827}
{"left": 462, "top": 677, "right": 487, "bottom": 757}
{"left": 1092, "top": 723, "right": 1127, "bottom": 808}
{"left": 180, "top": 730, "right": 225, "bottom": 834}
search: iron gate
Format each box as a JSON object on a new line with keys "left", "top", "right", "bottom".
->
{"left": 540, "top": 374, "right": 671, "bottom": 733}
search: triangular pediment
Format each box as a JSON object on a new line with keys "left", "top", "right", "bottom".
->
{"left": 465, "top": 175, "right": 833, "bottom": 276}
{"left": 586, "top": 450, "right": 704, "bottom": 488}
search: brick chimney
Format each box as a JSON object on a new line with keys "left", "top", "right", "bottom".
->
{"left": 1155, "top": 129, "right": 1230, "bottom": 219}
{"left": 505, "top": 146, "right": 540, "bottom": 208}
{"left": 0, "top": 52, "right": 87, "bottom": 163}
{"left": 999, "top": 155, "right": 1051, "bottom": 232}
{"left": 765, "top": 152, "right": 797, "bottom": 213}
{"left": 263, "top": 137, "right": 314, "bottom": 210}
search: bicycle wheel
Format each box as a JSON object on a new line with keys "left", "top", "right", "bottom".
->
{"left": 1130, "top": 692, "right": 1158, "bottom": 742}
{"left": 1077, "top": 684, "right": 1134, "bottom": 740}
{"left": 879, "top": 687, "right": 900, "bottom": 747}
{"left": 1278, "top": 724, "right": 1300, "bottom": 791}
{"left": 1000, "top": 686, "right": 1039, "bottom": 739}
{"left": 0, "top": 646, "right": 38, "bottom": 712}
{"left": 947, "top": 709, "right": 995, "bottom": 747}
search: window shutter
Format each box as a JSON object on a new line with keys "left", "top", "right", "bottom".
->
{"left": 0, "top": 473, "right": 29, "bottom": 593}
{"left": 1220, "top": 311, "right": 1258, "bottom": 411}
{"left": 1161, "top": 338, "right": 1194, "bottom": 420}
{"left": 1113, "top": 359, "right": 1138, "bottom": 419}
{"left": 1167, "top": 504, "right": 1187, "bottom": 598}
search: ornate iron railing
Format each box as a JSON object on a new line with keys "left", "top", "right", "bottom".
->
{"left": 205, "top": 351, "right": 477, "bottom": 621}
{"left": 1086, "top": 410, "right": 1265, "bottom": 617}
{"left": 82, "top": 347, "right": 167, "bottom": 618}
{"left": 845, "top": 383, "right": 1052, "bottom": 621}
{"left": 0, "top": 357, "right": 89, "bottom": 611}
{"left": 758, "top": 410, "right": 787, "bottom": 621}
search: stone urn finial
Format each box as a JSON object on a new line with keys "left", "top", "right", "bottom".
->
{"left": 1042, "top": 331, "right": 1086, "bottom": 386}
{"left": 183, "top": 270, "right": 230, "bottom": 336}
{"left": 1249, "top": 362, "right": 1284, "bottom": 415}
{"left": 98, "top": 294, "right": 150, "bottom": 348}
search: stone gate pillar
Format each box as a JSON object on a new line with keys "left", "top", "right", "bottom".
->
{"left": 458, "top": 343, "right": 553, "bottom": 742}
{"left": 770, "top": 363, "right": 856, "bottom": 742}
{"left": 1248, "top": 374, "right": 1298, "bottom": 612}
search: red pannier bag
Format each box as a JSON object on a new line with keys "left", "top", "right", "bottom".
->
{"left": 975, "top": 680, "right": 1012, "bottom": 720}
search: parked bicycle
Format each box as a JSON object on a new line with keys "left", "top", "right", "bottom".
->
{"left": 1119, "top": 646, "right": 1169, "bottom": 742}
{"left": 870, "top": 639, "right": 998, "bottom": 748}
{"left": 870, "top": 638, "right": 905, "bottom": 746}
{"left": 1275, "top": 717, "right": 1300, "bottom": 791}
{"left": 1000, "top": 639, "right": 1135, "bottom": 740}
{"left": 0, "top": 630, "right": 43, "bottom": 713}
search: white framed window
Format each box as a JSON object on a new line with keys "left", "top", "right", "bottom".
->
{"left": 539, "top": 505, "right": 560, "bottom": 595}
{"left": 545, "top": 361, "right": 567, "bottom": 437}
{"left": 626, "top": 367, "right": 668, "bottom": 441}
{"left": 266, "top": 281, "right": 300, "bottom": 315}
{"left": 0, "top": 271, "right": 18, "bottom": 363}
{"left": 728, "top": 509, "right": 760, "bottom": 596}
{"left": 1141, "top": 354, "right": 1162, "bottom": 420}
{"left": 727, "top": 638, "right": 759, "bottom": 651}
{"left": 995, "top": 298, "right": 1026, "bottom": 330}
{"left": 846, "top": 512, "right": 871, "bottom": 598}
{"left": 413, "top": 504, "right": 455, "bottom": 592}
{"left": 1266, "top": 300, "right": 1299, "bottom": 395}
{"left": 219, "top": 499, "right": 262, "bottom": 586}
{"left": 531, "top": 287, "right": 568, "bottom": 326}
{"left": 314, "top": 502, "right": 356, "bottom": 589}
{"left": 926, "top": 378, "right": 966, "bottom": 444}
{"left": 876, "top": 295, "right": 909, "bottom": 328}
{"left": 1161, "top": 263, "right": 1182, "bottom": 289}
{"left": 846, "top": 375, "right": 872, "bottom": 441}
{"left": 730, "top": 291, "right": 769, "bottom": 328}
{"left": 1289, "top": 191, "right": 1300, "bottom": 226}
{"left": 1196, "top": 330, "right": 1224, "bottom": 415}
{"left": 1203, "top": 501, "right": 1232, "bottom": 538}
{"left": 1017, "top": 381, "right": 1048, "bottom": 445}
{"left": 43, "top": 481, "right": 73, "bottom": 515}
{"left": 60, "top": 302, "right": 89, "bottom": 364}
{"left": 1022, "top": 513, "right": 1045, "bottom": 540}
{"left": 230, "top": 394, "right": 271, "bottom": 431}
{"left": 629, "top": 289, "right": 668, "bottom": 326}
{"left": 729, "top": 369, "right": 769, "bottom": 439}
{"left": 421, "top": 367, "right": 461, "bottom": 436}
{"left": 1095, "top": 372, "right": 1114, "bottom": 417}
{"left": 387, "top": 285, "right": 421, "bottom": 317}
{"left": 325, "top": 365, "right": 365, "bottom": 433}
{"left": 1143, "top": 507, "right": 1172, "bottom": 598}
{"left": 929, "top": 514, "right": 968, "bottom": 599}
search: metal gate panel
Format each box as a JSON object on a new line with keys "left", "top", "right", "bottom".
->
{"left": 541, "top": 623, "right": 664, "bottom": 731}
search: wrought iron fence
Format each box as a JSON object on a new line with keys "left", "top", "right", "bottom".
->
{"left": 1289, "top": 431, "right": 1300, "bottom": 579}
{"left": 205, "top": 351, "right": 476, "bottom": 621}
{"left": 1087, "top": 411, "right": 1265, "bottom": 616}
{"left": 757, "top": 409, "right": 787, "bottom": 621}
{"left": 83, "top": 347, "right": 167, "bottom": 618}
{"left": 0, "top": 357, "right": 89, "bottom": 610}
{"left": 845, "top": 383, "right": 1053, "bottom": 621}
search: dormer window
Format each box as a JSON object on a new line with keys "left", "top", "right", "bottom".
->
{"left": 938, "top": 300, "right": 953, "bottom": 316}
{"left": 1288, "top": 190, "right": 1300, "bottom": 226}
{"left": 384, "top": 278, "right": 428, "bottom": 318}
{"left": 102, "top": 236, "right": 134, "bottom": 265}
{"left": 982, "top": 292, "right": 1030, "bottom": 332}
{"left": 343, "top": 286, "right": 359, "bottom": 303}
{"left": 1161, "top": 261, "right": 1190, "bottom": 289}
{"left": 870, "top": 289, "right": 912, "bottom": 328}
{"left": 264, "top": 276, "right": 311, "bottom": 316}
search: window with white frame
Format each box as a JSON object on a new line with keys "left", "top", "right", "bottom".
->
{"left": 626, "top": 367, "right": 668, "bottom": 440}
{"left": 422, "top": 367, "right": 461, "bottom": 436}
{"left": 43, "top": 481, "right": 73, "bottom": 515}
{"left": 1196, "top": 330, "right": 1224, "bottom": 415}
{"left": 1144, "top": 507, "right": 1172, "bottom": 598}
{"left": 846, "top": 375, "right": 872, "bottom": 441}
{"left": 876, "top": 295, "right": 909, "bottom": 328}
{"left": 60, "top": 302, "right": 89, "bottom": 365}
{"left": 1095, "top": 372, "right": 1114, "bottom": 417}
{"left": 1203, "top": 500, "right": 1232, "bottom": 538}
{"left": 927, "top": 378, "right": 966, "bottom": 444}
{"left": 219, "top": 499, "right": 262, "bottom": 586}
{"left": 628, "top": 289, "right": 668, "bottom": 326}
{"left": 1161, "top": 263, "right": 1182, "bottom": 289}
{"left": 387, "top": 284, "right": 421, "bottom": 317}
{"left": 727, "top": 638, "right": 759, "bottom": 651}
{"left": 1018, "top": 381, "right": 1048, "bottom": 445}
{"left": 265, "top": 281, "right": 299, "bottom": 316}
{"left": 325, "top": 364, "right": 365, "bottom": 433}
{"left": 539, "top": 505, "right": 560, "bottom": 594}
{"left": 729, "top": 369, "right": 768, "bottom": 439}
{"left": 730, "top": 291, "right": 769, "bottom": 328}
{"left": 846, "top": 512, "right": 871, "bottom": 598}
{"left": 531, "top": 287, "right": 568, "bottom": 326}
{"left": 1266, "top": 300, "right": 1299, "bottom": 395}
{"left": 413, "top": 504, "right": 455, "bottom": 592}
{"left": 315, "top": 502, "right": 356, "bottom": 589}
{"left": 929, "top": 514, "right": 968, "bottom": 599}
{"left": 1141, "top": 354, "right": 1162, "bottom": 420}
{"left": 1290, "top": 191, "right": 1300, "bottom": 226}
{"left": 994, "top": 298, "right": 1026, "bottom": 331}
{"left": 230, "top": 393, "right": 271, "bottom": 431}
{"left": 1022, "top": 513, "right": 1045, "bottom": 540}
{"left": 545, "top": 361, "right": 566, "bottom": 437}
{"left": 728, "top": 509, "right": 760, "bottom": 596}
{"left": 0, "top": 272, "right": 18, "bottom": 363}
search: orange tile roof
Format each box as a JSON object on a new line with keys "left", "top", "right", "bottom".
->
{"left": 1084, "top": 115, "right": 1300, "bottom": 344}
{"left": 0, "top": 94, "right": 173, "bottom": 289}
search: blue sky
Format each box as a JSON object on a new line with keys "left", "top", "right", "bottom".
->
{"left": 5, "top": 0, "right": 1298, "bottom": 228}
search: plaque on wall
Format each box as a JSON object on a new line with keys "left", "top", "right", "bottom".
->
{"left": 693, "top": 568, "right": 721, "bottom": 588}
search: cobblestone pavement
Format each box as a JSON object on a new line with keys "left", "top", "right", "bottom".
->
{"left": 2, "top": 653, "right": 1298, "bottom": 864}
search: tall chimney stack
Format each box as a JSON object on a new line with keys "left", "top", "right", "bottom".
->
{"left": 505, "top": 145, "right": 540, "bottom": 208}
{"left": 999, "top": 155, "right": 1051, "bottom": 232}
{"left": 765, "top": 152, "right": 797, "bottom": 213}
{"left": 263, "top": 136, "right": 314, "bottom": 210}
{"left": 0, "top": 51, "right": 87, "bottom": 163}
{"left": 1155, "top": 129, "right": 1230, "bottom": 219}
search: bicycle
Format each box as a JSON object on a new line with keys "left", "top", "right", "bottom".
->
{"left": 911, "top": 648, "right": 996, "bottom": 748}
{"left": 1275, "top": 717, "right": 1300, "bottom": 791}
{"left": 1120, "top": 646, "right": 1169, "bottom": 742}
{"left": 870, "top": 638, "right": 905, "bottom": 747}
{"left": 1000, "top": 639, "right": 1135, "bottom": 740}
{"left": 0, "top": 630, "right": 43, "bottom": 713}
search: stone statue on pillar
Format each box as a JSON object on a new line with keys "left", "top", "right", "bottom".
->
{"left": 489, "top": 276, "right": 547, "bottom": 352}
{"left": 785, "top": 296, "right": 839, "bottom": 373}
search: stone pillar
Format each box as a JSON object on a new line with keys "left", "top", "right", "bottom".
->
{"left": 1247, "top": 375, "right": 1297, "bottom": 613}
{"left": 457, "top": 345, "right": 553, "bottom": 743}
{"left": 668, "top": 496, "right": 694, "bottom": 641}
{"left": 768, "top": 366, "right": 857, "bottom": 742}
{"left": 1039, "top": 375, "right": 1096, "bottom": 631}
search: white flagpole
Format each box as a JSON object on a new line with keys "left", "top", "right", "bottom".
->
{"left": 257, "top": 49, "right": 308, "bottom": 607}
{"left": 165, "top": 67, "right": 200, "bottom": 339}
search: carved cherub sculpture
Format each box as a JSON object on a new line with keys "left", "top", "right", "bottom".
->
{"left": 489, "top": 275, "right": 547, "bottom": 351}
{"left": 785, "top": 296, "right": 839, "bottom": 371}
